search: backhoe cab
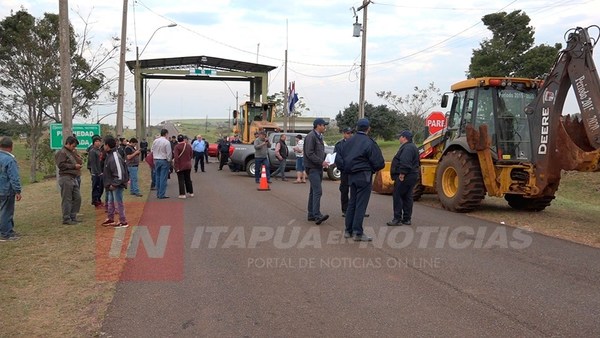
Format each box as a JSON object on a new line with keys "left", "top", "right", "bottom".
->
{"left": 392, "top": 26, "right": 600, "bottom": 212}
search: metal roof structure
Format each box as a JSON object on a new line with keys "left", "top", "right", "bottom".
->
{"left": 127, "top": 55, "right": 277, "bottom": 140}
{"left": 125, "top": 55, "right": 276, "bottom": 74}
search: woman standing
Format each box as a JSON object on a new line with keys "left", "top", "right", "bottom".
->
{"left": 173, "top": 135, "right": 194, "bottom": 199}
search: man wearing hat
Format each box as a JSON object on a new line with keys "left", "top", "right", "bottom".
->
{"left": 388, "top": 130, "right": 420, "bottom": 226}
{"left": 304, "top": 118, "right": 330, "bottom": 225}
{"left": 339, "top": 118, "right": 385, "bottom": 241}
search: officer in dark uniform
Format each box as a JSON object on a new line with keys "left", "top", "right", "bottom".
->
{"left": 217, "top": 136, "right": 232, "bottom": 170}
{"left": 338, "top": 118, "right": 385, "bottom": 241}
{"left": 230, "top": 135, "right": 243, "bottom": 171}
{"left": 336, "top": 127, "right": 368, "bottom": 217}
{"left": 388, "top": 130, "right": 420, "bottom": 226}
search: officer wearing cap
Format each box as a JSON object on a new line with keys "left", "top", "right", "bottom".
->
{"left": 388, "top": 130, "right": 420, "bottom": 226}
{"left": 334, "top": 127, "right": 369, "bottom": 218}
{"left": 304, "top": 118, "right": 330, "bottom": 225}
{"left": 338, "top": 118, "right": 385, "bottom": 241}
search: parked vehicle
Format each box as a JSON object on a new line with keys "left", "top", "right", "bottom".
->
{"left": 207, "top": 143, "right": 218, "bottom": 157}
{"left": 228, "top": 132, "right": 341, "bottom": 180}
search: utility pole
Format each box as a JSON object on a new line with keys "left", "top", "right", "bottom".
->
{"left": 283, "top": 19, "right": 289, "bottom": 133}
{"left": 58, "top": 0, "right": 72, "bottom": 142}
{"left": 116, "top": 0, "right": 128, "bottom": 137}
{"left": 227, "top": 107, "right": 231, "bottom": 130}
{"left": 357, "top": 0, "right": 371, "bottom": 119}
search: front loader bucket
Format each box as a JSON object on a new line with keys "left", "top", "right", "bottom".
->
{"left": 372, "top": 162, "right": 394, "bottom": 194}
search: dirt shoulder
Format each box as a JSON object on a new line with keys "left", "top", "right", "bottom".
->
{"left": 417, "top": 171, "right": 600, "bottom": 248}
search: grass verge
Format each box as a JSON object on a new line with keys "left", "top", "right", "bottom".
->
{"left": 0, "top": 164, "right": 150, "bottom": 337}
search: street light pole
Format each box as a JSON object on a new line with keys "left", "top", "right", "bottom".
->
{"left": 135, "top": 23, "right": 176, "bottom": 140}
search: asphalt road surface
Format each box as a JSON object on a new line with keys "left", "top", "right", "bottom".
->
{"left": 101, "top": 166, "right": 600, "bottom": 337}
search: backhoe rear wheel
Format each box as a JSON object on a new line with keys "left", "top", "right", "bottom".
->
{"left": 435, "top": 150, "right": 486, "bottom": 212}
{"left": 504, "top": 194, "right": 554, "bottom": 212}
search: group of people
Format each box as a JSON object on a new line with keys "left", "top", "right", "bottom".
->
{"left": 0, "top": 118, "right": 420, "bottom": 242}
{"left": 147, "top": 129, "right": 237, "bottom": 199}
{"left": 60, "top": 135, "right": 136, "bottom": 228}
{"left": 306, "top": 117, "right": 420, "bottom": 242}
{"left": 252, "top": 131, "right": 306, "bottom": 184}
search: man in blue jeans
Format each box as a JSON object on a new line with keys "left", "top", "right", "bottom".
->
{"left": 151, "top": 129, "right": 173, "bottom": 199}
{"left": 304, "top": 118, "right": 330, "bottom": 225}
{"left": 0, "top": 137, "right": 22, "bottom": 241}
{"left": 254, "top": 130, "right": 271, "bottom": 183}
{"left": 102, "top": 136, "right": 129, "bottom": 227}
{"left": 125, "top": 137, "right": 143, "bottom": 197}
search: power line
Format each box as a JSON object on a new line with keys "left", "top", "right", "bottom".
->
{"left": 375, "top": 1, "right": 590, "bottom": 11}
{"left": 133, "top": 0, "right": 588, "bottom": 77}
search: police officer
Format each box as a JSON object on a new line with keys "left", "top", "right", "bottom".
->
{"left": 335, "top": 127, "right": 362, "bottom": 217}
{"left": 217, "top": 136, "right": 232, "bottom": 170}
{"left": 388, "top": 130, "right": 420, "bottom": 226}
{"left": 338, "top": 118, "right": 385, "bottom": 241}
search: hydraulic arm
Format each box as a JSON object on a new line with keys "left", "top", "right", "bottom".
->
{"left": 526, "top": 26, "right": 600, "bottom": 197}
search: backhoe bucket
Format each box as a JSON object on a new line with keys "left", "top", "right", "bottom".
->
{"left": 556, "top": 117, "right": 600, "bottom": 172}
{"left": 527, "top": 26, "right": 600, "bottom": 196}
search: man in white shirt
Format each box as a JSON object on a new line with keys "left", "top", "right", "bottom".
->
{"left": 151, "top": 129, "right": 173, "bottom": 199}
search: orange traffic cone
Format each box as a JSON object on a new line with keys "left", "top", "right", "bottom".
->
{"left": 257, "top": 164, "right": 270, "bottom": 191}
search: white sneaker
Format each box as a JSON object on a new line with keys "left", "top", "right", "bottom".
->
{"left": 178, "top": 195, "right": 187, "bottom": 199}
{"left": 188, "top": 193, "right": 194, "bottom": 198}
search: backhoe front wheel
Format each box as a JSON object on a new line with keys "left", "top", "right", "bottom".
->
{"left": 435, "top": 150, "right": 486, "bottom": 212}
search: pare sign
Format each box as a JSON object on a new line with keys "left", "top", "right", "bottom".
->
{"left": 426, "top": 111, "right": 446, "bottom": 134}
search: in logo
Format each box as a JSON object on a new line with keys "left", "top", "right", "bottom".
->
{"left": 96, "top": 202, "right": 184, "bottom": 281}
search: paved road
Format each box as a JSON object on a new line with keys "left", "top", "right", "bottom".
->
{"left": 102, "top": 167, "right": 600, "bottom": 337}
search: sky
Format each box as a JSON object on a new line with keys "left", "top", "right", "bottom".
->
{"left": 1, "top": 0, "right": 599, "bottom": 128}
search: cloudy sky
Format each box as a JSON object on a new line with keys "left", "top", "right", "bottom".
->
{"left": 1, "top": 0, "right": 598, "bottom": 127}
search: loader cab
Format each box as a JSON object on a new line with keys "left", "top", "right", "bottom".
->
{"left": 443, "top": 77, "right": 541, "bottom": 162}
{"left": 236, "top": 101, "right": 279, "bottom": 144}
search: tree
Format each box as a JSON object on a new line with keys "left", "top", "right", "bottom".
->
{"left": 45, "top": 10, "right": 119, "bottom": 123}
{"left": 335, "top": 102, "right": 400, "bottom": 141}
{"left": 468, "top": 10, "right": 561, "bottom": 78}
{"left": 0, "top": 9, "right": 117, "bottom": 182}
{"left": 0, "top": 119, "right": 28, "bottom": 137}
{"left": 267, "top": 91, "right": 309, "bottom": 118}
{"left": 519, "top": 43, "right": 562, "bottom": 78}
{"left": 376, "top": 82, "right": 441, "bottom": 142}
{"left": 0, "top": 10, "right": 56, "bottom": 182}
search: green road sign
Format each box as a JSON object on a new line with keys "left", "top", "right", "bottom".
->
{"left": 50, "top": 124, "right": 101, "bottom": 150}
{"left": 189, "top": 68, "right": 216, "bottom": 76}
